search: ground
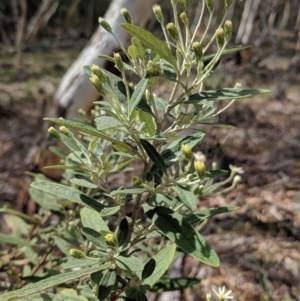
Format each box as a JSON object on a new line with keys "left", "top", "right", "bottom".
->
{"left": 0, "top": 46, "right": 300, "bottom": 300}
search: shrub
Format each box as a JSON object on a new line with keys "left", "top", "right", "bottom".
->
{"left": 0, "top": 1, "right": 268, "bottom": 300}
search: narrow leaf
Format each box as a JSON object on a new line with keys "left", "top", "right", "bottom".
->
{"left": 116, "top": 218, "right": 129, "bottom": 247}
{"left": 101, "top": 69, "right": 153, "bottom": 115}
{"left": 130, "top": 78, "right": 149, "bottom": 115}
{"left": 100, "top": 206, "right": 120, "bottom": 217}
{"left": 142, "top": 258, "right": 156, "bottom": 280}
{"left": 116, "top": 255, "right": 143, "bottom": 272}
{"left": 94, "top": 116, "right": 123, "bottom": 131}
{"left": 147, "top": 207, "right": 219, "bottom": 267}
{"left": 143, "top": 244, "right": 176, "bottom": 287}
{"left": 80, "top": 208, "right": 109, "bottom": 232}
{"left": 186, "top": 206, "right": 239, "bottom": 224}
{"left": 150, "top": 276, "right": 200, "bottom": 292}
{"left": 53, "top": 236, "right": 73, "bottom": 256}
{"left": 120, "top": 24, "right": 177, "bottom": 69}
{"left": 182, "top": 88, "right": 269, "bottom": 104}
{"left": 0, "top": 233, "right": 34, "bottom": 247}
{"left": 173, "top": 185, "right": 197, "bottom": 211}
{"left": 30, "top": 181, "right": 104, "bottom": 212}
{"left": 0, "top": 265, "right": 106, "bottom": 301}
{"left": 161, "top": 132, "right": 205, "bottom": 163}
{"left": 29, "top": 187, "right": 63, "bottom": 212}
{"left": 138, "top": 111, "right": 155, "bottom": 137}
{"left": 98, "top": 269, "right": 116, "bottom": 301}
{"left": 62, "top": 258, "right": 101, "bottom": 270}
{"left": 81, "top": 227, "right": 107, "bottom": 249}
{"left": 140, "top": 139, "right": 167, "bottom": 174}
{"left": 203, "top": 45, "right": 250, "bottom": 62}
{"left": 44, "top": 118, "right": 120, "bottom": 144}
{"left": 69, "top": 177, "right": 98, "bottom": 189}
{"left": 110, "top": 188, "right": 146, "bottom": 196}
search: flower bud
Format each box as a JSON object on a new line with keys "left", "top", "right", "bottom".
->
{"left": 113, "top": 52, "right": 124, "bottom": 72}
{"left": 120, "top": 8, "right": 132, "bottom": 24}
{"left": 194, "top": 160, "right": 206, "bottom": 180}
{"left": 205, "top": 0, "right": 214, "bottom": 13}
{"left": 146, "top": 62, "right": 163, "bottom": 77}
{"left": 90, "top": 74, "right": 106, "bottom": 95}
{"left": 69, "top": 249, "right": 86, "bottom": 259}
{"left": 48, "top": 127, "right": 61, "bottom": 141}
{"left": 166, "top": 23, "right": 179, "bottom": 42}
{"left": 153, "top": 5, "right": 164, "bottom": 24}
{"left": 216, "top": 28, "right": 225, "bottom": 48}
{"left": 104, "top": 233, "right": 118, "bottom": 247}
{"left": 180, "top": 12, "right": 188, "bottom": 25}
{"left": 98, "top": 17, "right": 112, "bottom": 33}
{"left": 90, "top": 64, "right": 109, "bottom": 83}
{"left": 181, "top": 144, "right": 193, "bottom": 161}
{"left": 178, "top": 0, "right": 186, "bottom": 11}
{"left": 132, "top": 176, "right": 143, "bottom": 188}
{"left": 233, "top": 175, "right": 241, "bottom": 186}
{"left": 59, "top": 126, "right": 72, "bottom": 137}
{"left": 225, "top": 0, "right": 233, "bottom": 9}
{"left": 206, "top": 293, "right": 212, "bottom": 301}
{"left": 192, "top": 42, "right": 203, "bottom": 62}
{"left": 224, "top": 20, "right": 232, "bottom": 41}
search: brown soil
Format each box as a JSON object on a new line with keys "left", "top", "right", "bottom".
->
{"left": 1, "top": 47, "right": 300, "bottom": 300}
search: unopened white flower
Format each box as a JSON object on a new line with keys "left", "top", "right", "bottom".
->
{"left": 194, "top": 151, "right": 206, "bottom": 161}
{"left": 229, "top": 164, "right": 244, "bottom": 175}
{"left": 212, "top": 286, "right": 233, "bottom": 300}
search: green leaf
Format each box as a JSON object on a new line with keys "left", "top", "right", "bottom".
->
{"left": 203, "top": 45, "right": 251, "bottom": 62}
{"left": 100, "top": 206, "right": 120, "bottom": 217}
{"left": 149, "top": 194, "right": 172, "bottom": 206}
{"left": 136, "top": 290, "right": 148, "bottom": 301}
{"left": 182, "top": 88, "right": 269, "bottom": 104}
{"left": 120, "top": 24, "right": 177, "bottom": 69}
{"left": 116, "top": 218, "right": 129, "bottom": 247}
{"left": 142, "top": 244, "right": 176, "bottom": 287}
{"left": 142, "top": 258, "right": 156, "bottom": 280}
{"left": 81, "top": 227, "right": 107, "bottom": 249}
{"left": 140, "top": 139, "right": 167, "bottom": 174}
{"left": 80, "top": 208, "right": 109, "bottom": 232}
{"left": 69, "top": 176, "right": 98, "bottom": 189}
{"left": 62, "top": 258, "right": 101, "bottom": 270}
{"left": 132, "top": 37, "right": 145, "bottom": 58}
{"left": 22, "top": 292, "right": 89, "bottom": 301}
{"left": 44, "top": 118, "right": 120, "bottom": 144}
{"left": 128, "top": 45, "right": 138, "bottom": 60}
{"left": 130, "top": 78, "right": 149, "bottom": 115}
{"left": 205, "top": 169, "right": 228, "bottom": 179}
{"left": 200, "top": 123, "right": 237, "bottom": 129}
{"left": 0, "top": 233, "right": 35, "bottom": 247}
{"left": 98, "top": 269, "right": 116, "bottom": 301}
{"left": 44, "top": 165, "right": 91, "bottom": 173}
{"left": 101, "top": 69, "right": 153, "bottom": 115}
{"left": 113, "top": 142, "right": 137, "bottom": 155}
{"left": 0, "top": 265, "right": 107, "bottom": 301}
{"left": 186, "top": 206, "right": 239, "bottom": 224}
{"left": 53, "top": 236, "right": 73, "bottom": 256}
{"left": 147, "top": 207, "right": 219, "bottom": 267}
{"left": 161, "top": 132, "right": 206, "bottom": 164}
{"left": 94, "top": 116, "right": 123, "bottom": 131}
{"left": 138, "top": 111, "right": 155, "bottom": 137}
{"left": 29, "top": 187, "right": 63, "bottom": 212}
{"left": 150, "top": 276, "right": 200, "bottom": 293}
{"left": 116, "top": 255, "right": 143, "bottom": 272}
{"left": 30, "top": 181, "right": 104, "bottom": 212}
{"left": 173, "top": 185, "right": 197, "bottom": 211}
{"left": 110, "top": 188, "right": 146, "bottom": 196}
